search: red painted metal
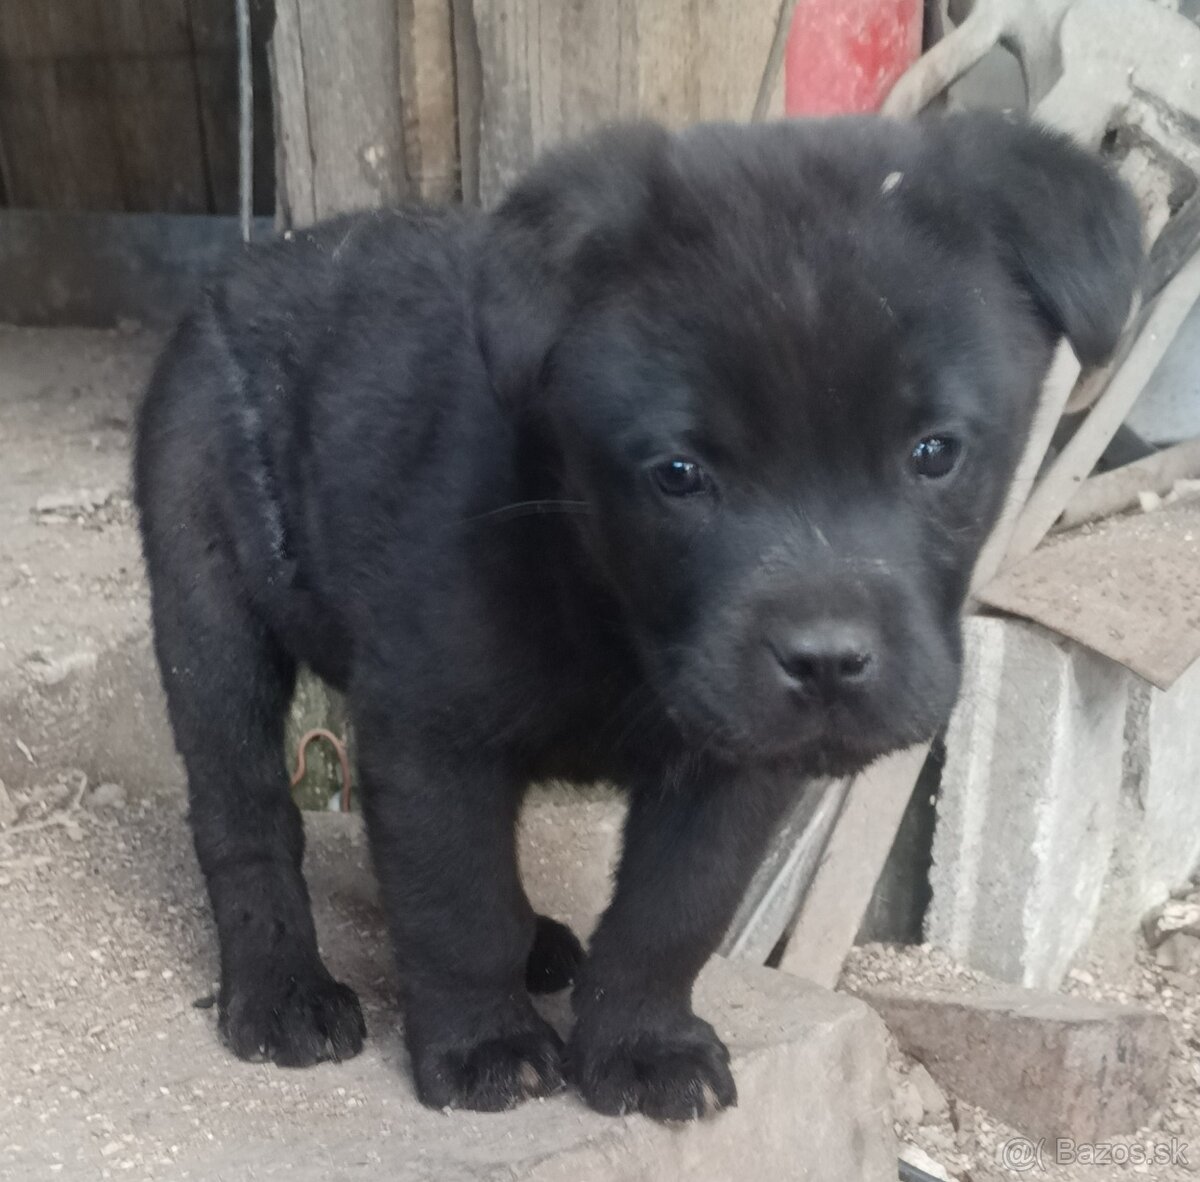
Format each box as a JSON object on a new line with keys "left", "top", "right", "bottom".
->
{"left": 785, "top": 0, "right": 924, "bottom": 115}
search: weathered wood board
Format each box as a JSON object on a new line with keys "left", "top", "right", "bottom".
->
{"left": 271, "top": 0, "right": 410, "bottom": 226}
{"left": 468, "top": 0, "right": 786, "bottom": 205}
{"left": 398, "top": 0, "right": 459, "bottom": 201}
{"left": 0, "top": 0, "right": 272, "bottom": 215}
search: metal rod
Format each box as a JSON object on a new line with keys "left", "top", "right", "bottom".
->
{"left": 236, "top": 0, "right": 254, "bottom": 243}
{"left": 899, "top": 1160, "right": 946, "bottom": 1182}
{"left": 752, "top": 0, "right": 801, "bottom": 121}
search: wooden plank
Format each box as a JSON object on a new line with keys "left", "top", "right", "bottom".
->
{"left": 397, "top": 0, "right": 459, "bottom": 201}
{"left": 451, "top": 0, "right": 482, "bottom": 204}
{"left": 0, "top": 0, "right": 216, "bottom": 213}
{"left": 183, "top": 0, "right": 240, "bottom": 215}
{"left": 720, "top": 778, "right": 844, "bottom": 963}
{"left": 1057, "top": 436, "right": 1200, "bottom": 530}
{"left": 97, "top": 0, "right": 212, "bottom": 213}
{"left": 972, "top": 344, "right": 1082, "bottom": 590}
{"left": 470, "top": 0, "right": 631, "bottom": 205}
{"left": 979, "top": 500, "right": 1200, "bottom": 690}
{"left": 1000, "top": 249, "right": 1200, "bottom": 568}
{"left": 469, "top": 0, "right": 783, "bottom": 206}
{"left": 271, "top": 0, "right": 409, "bottom": 227}
{"left": 0, "top": 0, "right": 124, "bottom": 209}
{"left": 635, "top": 0, "right": 785, "bottom": 125}
{"left": 778, "top": 746, "right": 931, "bottom": 988}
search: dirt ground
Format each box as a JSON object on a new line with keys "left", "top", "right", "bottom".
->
{"left": 0, "top": 781, "right": 410, "bottom": 1180}
{"left": 1, "top": 326, "right": 1196, "bottom": 1181}
{"left": 0, "top": 326, "right": 151, "bottom": 689}
{"left": 0, "top": 326, "right": 166, "bottom": 800}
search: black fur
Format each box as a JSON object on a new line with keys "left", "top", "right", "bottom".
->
{"left": 134, "top": 112, "right": 1140, "bottom": 1119}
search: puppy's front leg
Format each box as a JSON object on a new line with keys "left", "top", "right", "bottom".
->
{"left": 568, "top": 766, "right": 793, "bottom": 1120}
{"left": 356, "top": 714, "right": 564, "bottom": 1112}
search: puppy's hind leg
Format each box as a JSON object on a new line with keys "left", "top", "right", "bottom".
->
{"left": 526, "top": 915, "right": 584, "bottom": 995}
{"left": 141, "top": 500, "right": 365, "bottom": 1068}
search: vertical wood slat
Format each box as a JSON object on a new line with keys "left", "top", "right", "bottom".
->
{"left": 183, "top": 0, "right": 239, "bottom": 216}
{"left": 271, "top": 0, "right": 409, "bottom": 228}
{"left": 0, "top": 0, "right": 124, "bottom": 210}
{"left": 451, "top": 0, "right": 482, "bottom": 204}
{"left": 179, "top": 0, "right": 275, "bottom": 216}
{"left": 100, "top": 0, "right": 210, "bottom": 213}
{"left": 0, "top": 0, "right": 250, "bottom": 214}
{"left": 467, "top": 0, "right": 787, "bottom": 207}
{"left": 397, "top": 0, "right": 459, "bottom": 202}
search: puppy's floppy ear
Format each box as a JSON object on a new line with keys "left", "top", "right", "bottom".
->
{"left": 473, "top": 123, "right": 673, "bottom": 403}
{"left": 933, "top": 111, "right": 1143, "bottom": 366}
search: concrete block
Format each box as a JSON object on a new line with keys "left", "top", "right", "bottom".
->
{"left": 928, "top": 616, "right": 1128, "bottom": 989}
{"left": 1119, "top": 659, "right": 1200, "bottom": 907}
{"left": 1084, "top": 656, "right": 1200, "bottom": 966}
{"left": 1125, "top": 653, "right": 1200, "bottom": 896}
{"left": 860, "top": 985, "right": 1172, "bottom": 1142}
{"left": 0, "top": 803, "right": 898, "bottom": 1182}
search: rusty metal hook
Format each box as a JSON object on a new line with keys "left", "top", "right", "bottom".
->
{"left": 290, "top": 728, "right": 352, "bottom": 813}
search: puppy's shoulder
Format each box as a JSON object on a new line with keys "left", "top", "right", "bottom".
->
{"left": 214, "top": 205, "right": 480, "bottom": 324}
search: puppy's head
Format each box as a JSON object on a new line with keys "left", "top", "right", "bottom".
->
{"left": 476, "top": 113, "right": 1141, "bottom": 772}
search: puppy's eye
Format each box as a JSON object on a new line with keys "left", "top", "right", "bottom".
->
{"left": 652, "top": 458, "right": 709, "bottom": 497}
{"left": 910, "top": 435, "right": 962, "bottom": 480}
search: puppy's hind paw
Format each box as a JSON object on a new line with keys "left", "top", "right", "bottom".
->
{"left": 525, "top": 915, "right": 584, "bottom": 994}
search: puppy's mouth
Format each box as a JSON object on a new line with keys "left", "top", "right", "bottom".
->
{"left": 780, "top": 735, "right": 901, "bottom": 779}
{"left": 664, "top": 698, "right": 919, "bottom": 777}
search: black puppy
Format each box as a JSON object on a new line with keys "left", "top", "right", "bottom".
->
{"left": 134, "top": 112, "right": 1140, "bottom": 1121}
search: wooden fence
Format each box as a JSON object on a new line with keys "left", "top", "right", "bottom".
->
{"left": 0, "top": 0, "right": 273, "bottom": 214}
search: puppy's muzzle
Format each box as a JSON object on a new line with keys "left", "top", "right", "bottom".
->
{"left": 768, "top": 618, "right": 879, "bottom": 702}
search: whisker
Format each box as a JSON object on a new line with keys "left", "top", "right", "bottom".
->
{"left": 463, "top": 499, "right": 594, "bottom": 524}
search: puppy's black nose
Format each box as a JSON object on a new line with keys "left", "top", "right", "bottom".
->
{"left": 772, "top": 621, "right": 877, "bottom": 697}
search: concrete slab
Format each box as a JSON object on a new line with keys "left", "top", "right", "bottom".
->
{"left": 0, "top": 803, "right": 896, "bottom": 1181}
{"left": 860, "top": 985, "right": 1171, "bottom": 1141}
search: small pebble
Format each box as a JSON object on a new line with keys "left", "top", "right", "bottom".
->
{"left": 893, "top": 1078, "right": 924, "bottom": 1127}
{"left": 910, "top": 1064, "right": 948, "bottom": 1122}
{"left": 90, "top": 783, "right": 126, "bottom": 811}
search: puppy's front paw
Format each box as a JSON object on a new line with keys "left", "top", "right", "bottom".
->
{"left": 219, "top": 967, "right": 365, "bottom": 1068}
{"left": 569, "top": 1013, "right": 736, "bottom": 1121}
{"left": 408, "top": 1003, "right": 565, "bottom": 1112}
